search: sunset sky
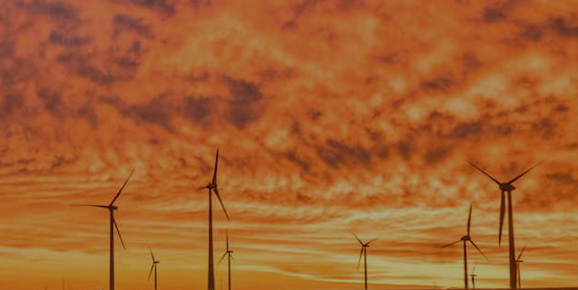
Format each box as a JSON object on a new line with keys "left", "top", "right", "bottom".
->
{"left": 1, "top": 0, "right": 578, "bottom": 289}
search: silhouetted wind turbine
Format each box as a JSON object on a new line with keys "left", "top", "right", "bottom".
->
{"left": 218, "top": 231, "right": 234, "bottom": 290}
{"left": 148, "top": 247, "right": 160, "bottom": 290}
{"left": 441, "top": 204, "right": 487, "bottom": 290}
{"left": 469, "top": 264, "right": 478, "bottom": 289}
{"left": 200, "top": 149, "right": 229, "bottom": 290}
{"left": 353, "top": 233, "right": 376, "bottom": 290}
{"left": 75, "top": 169, "right": 134, "bottom": 290}
{"left": 516, "top": 246, "right": 526, "bottom": 289}
{"left": 468, "top": 161, "right": 540, "bottom": 289}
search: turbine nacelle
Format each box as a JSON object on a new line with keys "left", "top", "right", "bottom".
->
{"left": 200, "top": 183, "right": 215, "bottom": 191}
{"left": 500, "top": 183, "right": 516, "bottom": 192}
{"left": 461, "top": 235, "right": 471, "bottom": 241}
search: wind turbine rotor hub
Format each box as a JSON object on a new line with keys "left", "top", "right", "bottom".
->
{"left": 500, "top": 183, "right": 515, "bottom": 191}
{"left": 109, "top": 205, "right": 118, "bottom": 210}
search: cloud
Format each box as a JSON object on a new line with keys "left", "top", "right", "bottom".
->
{"left": 25, "top": 0, "right": 79, "bottom": 24}
{"left": 36, "top": 87, "right": 65, "bottom": 114}
{"left": 0, "top": 0, "right": 578, "bottom": 289}
{"left": 182, "top": 95, "right": 214, "bottom": 123}
{"left": 113, "top": 14, "right": 151, "bottom": 37}
{"left": 316, "top": 139, "right": 371, "bottom": 169}
{"left": 118, "top": 0, "right": 176, "bottom": 15}
{"left": 549, "top": 16, "right": 578, "bottom": 38}
{"left": 49, "top": 31, "right": 91, "bottom": 46}
{"left": 224, "top": 77, "right": 264, "bottom": 128}
{"left": 0, "top": 94, "right": 25, "bottom": 118}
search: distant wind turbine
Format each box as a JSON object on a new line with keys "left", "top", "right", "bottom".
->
{"left": 516, "top": 246, "right": 527, "bottom": 289}
{"left": 148, "top": 247, "right": 160, "bottom": 290}
{"left": 218, "top": 231, "right": 234, "bottom": 290}
{"left": 353, "top": 233, "right": 376, "bottom": 290}
{"left": 468, "top": 161, "right": 540, "bottom": 289}
{"left": 200, "top": 149, "right": 230, "bottom": 290}
{"left": 75, "top": 169, "right": 134, "bottom": 290}
{"left": 469, "top": 264, "right": 478, "bottom": 289}
{"left": 441, "top": 204, "right": 487, "bottom": 290}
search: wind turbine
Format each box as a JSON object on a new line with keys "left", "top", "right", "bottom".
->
{"left": 441, "top": 204, "right": 487, "bottom": 290}
{"left": 76, "top": 169, "right": 134, "bottom": 290}
{"left": 200, "top": 149, "right": 230, "bottom": 290}
{"left": 218, "top": 231, "right": 234, "bottom": 290}
{"left": 148, "top": 247, "right": 160, "bottom": 290}
{"left": 353, "top": 233, "right": 376, "bottom": 290}
{"left": 516, "top": 246, "right": 527, "bottom": 289}
{"left": 468, "top": 161, "right": 540, "bottom": 289}
{"left": 469, "top": 264, "right": 478, "bottom": 289}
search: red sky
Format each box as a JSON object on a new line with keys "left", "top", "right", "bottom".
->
{"left": 1, "top": 0, "right": 578, "bottom": 289}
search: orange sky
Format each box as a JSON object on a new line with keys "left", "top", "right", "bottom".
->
{"left": 1, "top": 0, "right": 578, "bottom": 289}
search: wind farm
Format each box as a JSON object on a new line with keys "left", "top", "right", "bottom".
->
{"left": 1, "top": 0, "right": 578, "bottom": 290}
{"left": 46, "top": 154, "right": 559, "bottom": 290}
{"left": 470, "top": 265, "right": 478, "bottom": 290}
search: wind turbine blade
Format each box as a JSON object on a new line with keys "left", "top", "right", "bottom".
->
{"left": 499, "top": 191, "right": 505, "bottom": 246}
{"left": 113, "top": 217, "right": 126, "bottom": 250}
{"left": 440, "top": 239, "right": 461, "bottom": 248}
{"left": 469, "top": 240, "right": 488, "bottom": 260}
{"left": 110, "top": 168, "right": 135, "bottom": 206}
{"left": 467, "top": 203, "right": 472, "bottom": 236}
{"left": 72, "top": 204, "right": 108, "bottom": 208}
{"left": 508, "top": 162, "right": 542, "bottom": 184}
{"left": 213, "top": 188, "right": 229, "bottom": 220}
{"left": 467, "top": 161, "right": 501, "bottom": 185}
{"left": 226, "top": 230, "right": 229, "bottom": 251}
{"left": 148, "top": 263, "right": 154, "bottom": 280}
{"left": 218, "top": 252, "right": 228, "bottom": 265}
{"left": 356, "top": 248, "right": 363, "bottom": 271}
{"left": 212, "top": 149, "right": 219, "bottom": 185}
{"left": 472, "top": 276, "right": 475, "bottom": 289}
{"left": 149, "top": 247, "right": 155, "bottom": 261}
{"left": 352, "top": 233, "right": 363, "bottom": 246}
{"left": 199, "top": 186, "right": 208, "bottom": 191}
{"left": 366, "top": 238, "right": 378, "bottom": 245}
{"left": 230, "top": 254, "right": 235, "bottom": 261}
{"left": 518, "top": 245, "right": 527, "bottom": 260}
